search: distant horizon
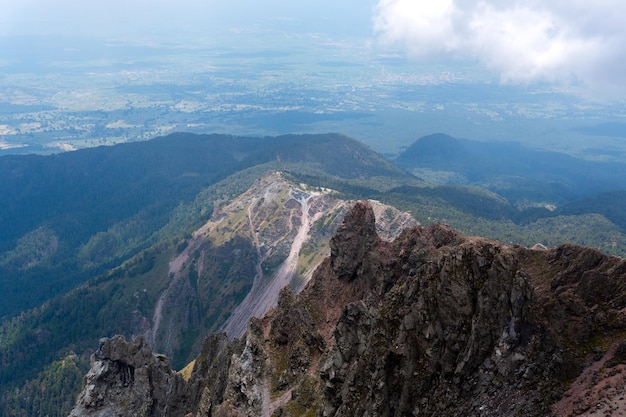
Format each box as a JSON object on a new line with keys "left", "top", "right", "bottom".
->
{"left": 0, "top": 1, "right": 625, "bottom": 161}
{"left": 2, "top": 1, "right": 625, "bottom": 95}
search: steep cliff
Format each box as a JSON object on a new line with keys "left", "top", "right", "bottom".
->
{"left": 70, "top": 201, "right": 626, "bottom": 417}
{"left": 145, "top": 171, "right": 417, "bottom": 364}
{"left": 68, "top": 335, "right": 191, "bottom": 417}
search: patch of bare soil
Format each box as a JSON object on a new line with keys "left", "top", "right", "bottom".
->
{"left": 555, "top": 341, "right": 626, "bottom": 416}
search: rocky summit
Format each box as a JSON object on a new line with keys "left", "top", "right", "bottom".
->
{"left": 70, "top": 201, "right": 626, "bottom": 417}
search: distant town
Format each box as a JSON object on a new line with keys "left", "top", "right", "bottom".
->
{"left": 1, "top": 33, "right": 626, "bottom": 161}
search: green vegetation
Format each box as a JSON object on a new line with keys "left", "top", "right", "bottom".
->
{"left": 559, "top": 191, "right": 626, "bottom": 230}
{"left": 0, "top": 354, "right": 87, "bottom": 417}
{"left": 1, "top": 131, "right": 626, "bottom": 416}
{"left": 395, "top": 133, "right": 626, "bottom": 204}
{"left": 276, "top": 375, "right": 322, "bottom": 417}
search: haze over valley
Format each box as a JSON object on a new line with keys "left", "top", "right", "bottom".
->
{"left": 2, "top": 2, "right": 626, "bottom": 417}
{"left": 1, "top": 1, "right": 626, "bottom": 160}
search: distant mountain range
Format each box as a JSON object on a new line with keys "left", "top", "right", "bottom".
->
{"left": 394, "top": 132, "right": 626, "bottom": 242}
{"left": 1, "top": 132, "right": 626, "bottom": 416}
{"left": 395, "top": 132, "right": 626, "bottom": 203}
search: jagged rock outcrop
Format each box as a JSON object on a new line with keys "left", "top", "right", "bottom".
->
{"left": 146, "top": 171, "right": 418, "bottom": 364}
{"left": 69, "top": 335, "right": 191, "bottom": 417}
{"left": 71, "top": 201, "right": 626, "bottom": 417}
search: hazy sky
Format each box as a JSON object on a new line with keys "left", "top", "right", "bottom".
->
{"left": 0, "top": 0, "right": 374, "bottom": 37}
{"left": 1, "top": 0, "right": 625, "bottom": 99}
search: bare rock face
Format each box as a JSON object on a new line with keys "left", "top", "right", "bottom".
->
{"left": 71, "top": 201, "right": 626, "bottom": 417}
{"left": 185, "top": 333, "right": 244, "bottom": 416}
{"left": 321, "top": 225, "right": 539, "bottom": 416}
{"left": 68, "top": 335, "right": 191, "bottom": 417}
{"left": 147, "top": 171, "right": 418, "bottom": 363}
{"left": 329, "top": 200, "right": 379, "bottom": 283}
{"left": 316, "top": 203, "right": 626, "bottom": 417}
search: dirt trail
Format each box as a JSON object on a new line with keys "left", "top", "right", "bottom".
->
{"left": 247, "top": 199, "right": 266, "bottom": 283}
{"left": 222, "top": 189, "right": 320, "bottom": 338}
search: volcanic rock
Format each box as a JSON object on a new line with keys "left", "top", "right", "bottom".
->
{"left": 70, "top": 201, "right": 626, "bottom": 417}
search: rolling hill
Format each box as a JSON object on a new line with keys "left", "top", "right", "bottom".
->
{"left": 395, "top": 133, "right": 626, "bottom": 203}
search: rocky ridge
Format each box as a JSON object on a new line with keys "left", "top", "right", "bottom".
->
{"left": 70, "top": 201, "right": 626, "bottom": 417}
{"left": 144, "top": 171, "right": 417, "bottom": 361}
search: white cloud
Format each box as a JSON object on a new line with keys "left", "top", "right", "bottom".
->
{"left": 373, "top": 0, "right": 626, "bottom": 97}
{"left": 373, "top": 0, "right": 458, "bottom": 55}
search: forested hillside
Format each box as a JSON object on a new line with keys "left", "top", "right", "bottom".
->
{"left": 1, "top": 132, "right": 626, "bottom": 417}
{"left": 0, "top": 133, "right": 413, "bottom": 417}
{"left": 396, "top": 133, "right": 626, "bottom": 203}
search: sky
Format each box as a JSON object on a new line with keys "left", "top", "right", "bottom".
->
{"left": 1, "top": 0, "right": 625, "bottom": 100}
{"left": 0, "top": 0, "right": 374, "bottom": 38}
{"left": 374, "top": 0, "right": 626, "bottom": 99}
